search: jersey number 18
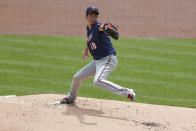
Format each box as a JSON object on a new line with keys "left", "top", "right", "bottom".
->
{"left": 90, "top": 42, "right": 97, "bottom": 50}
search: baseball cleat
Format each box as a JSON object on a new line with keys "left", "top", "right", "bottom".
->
{"left": 128, "top": 90, "right": 136, "bottom": 101}
{"left": 60, "top": 97, "right": 74, "bottom": 104}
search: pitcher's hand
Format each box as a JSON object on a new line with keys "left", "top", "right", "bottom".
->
{"left": 82, "top": 50, "right": 89, "bottom": 60}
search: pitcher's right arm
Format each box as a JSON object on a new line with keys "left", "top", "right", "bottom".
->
{"left": 82, "top": 44, "right": 89, "bottom": 60}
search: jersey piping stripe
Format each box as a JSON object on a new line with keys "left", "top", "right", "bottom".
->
{"left": 97, "top": 56, "right": 123, "bottom": 91}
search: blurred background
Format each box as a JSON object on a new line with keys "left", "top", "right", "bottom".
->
{"left": 0, "top": 0, "right": 196, "bottom": 38}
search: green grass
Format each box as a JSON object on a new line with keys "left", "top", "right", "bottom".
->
{"left": 0, "top": 34, "right": 196, "bottom": 108}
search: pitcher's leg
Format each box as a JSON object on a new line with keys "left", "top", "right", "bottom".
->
{"left": 94, "top": 55, "right": 135, "bottom": 100}
{"left": 68, "top": 61, "right": 96, "bottom": 101}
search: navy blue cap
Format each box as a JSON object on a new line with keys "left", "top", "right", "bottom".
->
{"left": 86, "top": 6, "right": 99, "bottom": 15}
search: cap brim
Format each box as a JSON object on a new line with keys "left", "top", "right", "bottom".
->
{"left": 87, "top": 11, "right": 99, "bottom": 15}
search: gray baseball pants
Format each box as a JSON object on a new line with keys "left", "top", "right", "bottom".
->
{"left": 67, "top": 54, "right": 132, "bottom": 101}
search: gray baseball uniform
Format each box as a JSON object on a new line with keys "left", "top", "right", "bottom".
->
{"left": 67, "top": 54, "right": 134, "bottom": 101}
{"left": 65, "top": 9, "right": 135, "bottom": 102}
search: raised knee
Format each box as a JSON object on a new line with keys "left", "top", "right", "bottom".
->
{"left": 73, "top": 74, "right": 81, "bottom": 81}
{"left": 93, "top": 79, "right": 101, "bottom": 86}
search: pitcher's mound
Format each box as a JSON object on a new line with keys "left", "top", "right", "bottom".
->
{"left": 0, "top": 94, "right": 196, "bottom": 131}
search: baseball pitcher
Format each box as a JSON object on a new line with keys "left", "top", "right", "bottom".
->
{"left": 60, "top": 6, "right": 135, "bottom": 104}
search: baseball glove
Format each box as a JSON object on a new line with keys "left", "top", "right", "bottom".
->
{"left": 103, "top": 23, "right": 119, "bottom": 40}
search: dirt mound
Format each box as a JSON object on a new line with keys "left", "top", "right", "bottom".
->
{"left": 0, "top": 0, "right": 196, "bottom": 38}
{"left": 0, "top": 94, "right": 196, "bottom": 131}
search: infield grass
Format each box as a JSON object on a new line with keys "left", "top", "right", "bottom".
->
{"left": 0, "top": 34, "right": 196, "bottom": 108}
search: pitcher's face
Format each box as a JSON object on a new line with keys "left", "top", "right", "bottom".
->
{"left": 86, "top": 13, "right": 98, "bottom": 25}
